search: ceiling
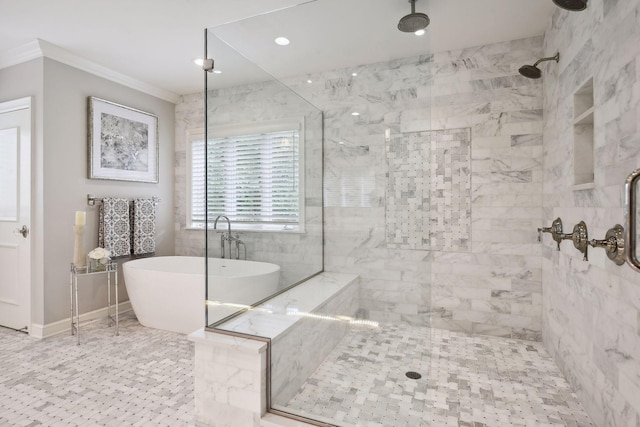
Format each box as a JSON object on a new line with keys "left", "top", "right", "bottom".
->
{"left": 0, "top": 0, "right": 556, "bottom": 99}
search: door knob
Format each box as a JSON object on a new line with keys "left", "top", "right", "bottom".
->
{"left": 13, "top": 225, "right": 29, "bottom": 238}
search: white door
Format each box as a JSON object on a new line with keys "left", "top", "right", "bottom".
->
{"left": 0, "top": 97, "right": 31, "bottom": 331}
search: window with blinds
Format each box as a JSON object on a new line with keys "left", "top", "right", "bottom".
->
{"left": 187, "top": 122, "right": 303, "bottom": 232}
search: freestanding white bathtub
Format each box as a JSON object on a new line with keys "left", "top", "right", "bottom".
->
{"left": 123, "top": 256, "right": 280, "bottom": 334}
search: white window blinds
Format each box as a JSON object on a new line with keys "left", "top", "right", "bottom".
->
{"left": 190, "top": 128, "right": 300, "bottom": 226}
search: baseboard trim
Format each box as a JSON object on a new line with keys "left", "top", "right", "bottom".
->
{"left": 30, "top": 301, "right": 132, "bottom": 339}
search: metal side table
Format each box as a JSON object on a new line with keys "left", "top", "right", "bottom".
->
{"left": 69, "top": 261, "right": 119, "bottom": 345}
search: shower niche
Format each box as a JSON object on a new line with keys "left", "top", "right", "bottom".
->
{"left": 572, "top": 78, "right": 594, "bottom": 189}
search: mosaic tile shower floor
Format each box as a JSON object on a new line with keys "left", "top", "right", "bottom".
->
{"left": 0, "top": 313, "right": 593, "bottom": 426}
{"left": 284, "top": 324, "right": 593, "bottom": 427}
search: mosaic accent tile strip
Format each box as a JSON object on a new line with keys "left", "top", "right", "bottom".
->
{"left": 386, "top": 128, "right": 471, "bottom": 252}
{"left": 285, "top": 322, "right": 593, "bottom": 427}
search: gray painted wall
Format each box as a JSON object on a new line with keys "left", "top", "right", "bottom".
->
{"left": 1, "top": 57, "right": 176, "bottom": 327}
{"left": 41, "top": 58, "right": 175, "bottom": 324}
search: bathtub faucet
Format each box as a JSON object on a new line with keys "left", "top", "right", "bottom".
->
{"left": 213, "top": 215, "right": 232, "bottom": 259}
{"left": 213, "top": 215, "right": 246, "bottom": 260}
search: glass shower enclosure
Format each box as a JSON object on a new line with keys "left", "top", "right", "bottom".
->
{"left": 201, "top": 26, "right": 324, "bottom": 328}
{"left": 202, "top": 0, "right": 432, "bottom": 425}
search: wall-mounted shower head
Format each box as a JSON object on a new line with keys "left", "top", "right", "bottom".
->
{"left": 518, "top": 53, "right": 560, "bottom": 79}
{"left": 552, "top": 0, "right": 588, "bottom": 11}
{"left": 398, "top": 0, "right": 430, "bottom": 33}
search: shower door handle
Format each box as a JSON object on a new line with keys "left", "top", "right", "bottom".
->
{"left": 624, "top": 168, "right": 640, "bottom": 272}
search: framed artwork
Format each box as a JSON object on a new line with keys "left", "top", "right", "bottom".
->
{"left": 88, "top": 97, "right": 159, "bottom": 183}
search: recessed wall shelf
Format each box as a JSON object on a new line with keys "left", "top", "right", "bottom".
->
{"left": 572, "top": 182, "right": 596, "bottom": 191}
{"left": 572, "top": 78, "right": 594, "bottom": 188}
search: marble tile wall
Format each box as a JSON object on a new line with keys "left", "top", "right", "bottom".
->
{"left": 542, "top": 0, "right": 640, "bottom": 425}
{"left": 284, "top": 36, "right": 544, "bottom": 337}
{"left": 428, "top": 37, "right": 544, "bottom": 339}
{"left": 176, "top": 37, "right": 544, "bottom": 338}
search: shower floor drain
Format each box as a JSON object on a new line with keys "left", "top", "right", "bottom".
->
{"left": 405, "top": 371, "right": 421, "bottom": 380}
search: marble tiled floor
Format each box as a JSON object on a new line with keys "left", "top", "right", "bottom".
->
{"left": 1, "top": 313, "right": 593, "bottom": 427}
{"left": 0, "top": 312, "right": 195, "bottom": 427}
{"left": 284, "top": 323, "right": 594, "bottom": 427}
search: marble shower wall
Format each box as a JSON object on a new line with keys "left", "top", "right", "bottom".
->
{"left": 175, "top": 37, "right": 544, "bottom": 337}
{"left": 284, "top": 36, "right": 544, "bottom": 336}
{"left": 428, "top": 39, "right": 545, "bottom": 339}
{"left": 542, "top": 0, "right": 640, "bottom": 425}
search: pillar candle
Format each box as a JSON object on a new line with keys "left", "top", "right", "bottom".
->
{"left": 75, "top": 211, "right": 86, "bottom": 227}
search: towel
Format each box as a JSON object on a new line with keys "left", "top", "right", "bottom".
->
{"left": 99, "top": 198, "right": 131, "bottom": 258}
{"left": 132, "top": 198, "right": 156, "bottom": 256}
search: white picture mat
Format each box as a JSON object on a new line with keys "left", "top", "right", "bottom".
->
{"left": 89, "top": 97, "right": 158, "bottom": 183}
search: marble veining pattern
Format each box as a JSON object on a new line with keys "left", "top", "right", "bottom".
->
{"left": 386, "top": 128, "right": 471, "bottom": 252}
{"left": 541, "top": 0, "right": 640, "bottom": 425}
{"left": 176, "top": 36, "right": 544, "bottom": 337}
{"left": 284, "top": 323, "right": 593, "bottom": 427}
{"left": 280, "top": 36, "right": 544, "bottom": 335}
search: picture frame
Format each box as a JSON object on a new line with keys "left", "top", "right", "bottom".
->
{"left": 88, "top": 97, "right": 159, "bottom": 183}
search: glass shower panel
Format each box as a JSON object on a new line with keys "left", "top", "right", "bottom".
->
{"left": 203, "top": 27, "right": 323, "bottom": 327}
{"left": 206, "top": 0, "right": 432, "bottom": 424}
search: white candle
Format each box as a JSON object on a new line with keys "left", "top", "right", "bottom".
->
{"left": 75, "top": 211, "right": 86, "bottom": 227}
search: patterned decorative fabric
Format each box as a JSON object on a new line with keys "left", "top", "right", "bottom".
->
{"left": 132, "top": 198, "right": 156, "bottom": 256}
{"left": 99, "top": 198, "right": 131, "bottom": 258}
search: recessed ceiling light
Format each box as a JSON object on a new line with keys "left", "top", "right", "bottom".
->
{"left": 307, "top": 79, "right": 313, "bottom": 84}
{"left": 352, "top": 112, "right": 360, "bottom": 116}
{"left": 193, "top": 58, "right": 204, "bottom": 66}
{"left": 352, "top": 72, "right": 358, "bottom": 77}
{"left": 275, "top": 37, "right": 290, "bottom": 46}
{"left": 213, "top": 70, "right": 222, "bottom": 74}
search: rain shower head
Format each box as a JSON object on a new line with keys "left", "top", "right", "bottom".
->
{"left": 552, "top": 0, "right": 588, "bottom": 11}
{"left": 518, "top": 53, "right": 560, "bottom": 79}
{"left": 398, "top": 0, "right": 430, "bottom": 33}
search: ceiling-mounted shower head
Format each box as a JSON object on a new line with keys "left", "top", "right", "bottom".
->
{"left": 552, "top": 0, "right": 588, "bottom": 11}
{"left": 398, "top": 0, "right": 430, "bottom": 33}
{"left": 518, "top": 53, "right": 560, "bottom": 79}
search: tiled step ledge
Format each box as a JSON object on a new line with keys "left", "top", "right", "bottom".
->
{"left": 212, "top": 271, "right": 359, "bottom": 338}
{"left": 189, "top": 272, "right": 359, "bottom": 427}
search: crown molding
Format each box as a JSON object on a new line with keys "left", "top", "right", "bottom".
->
{"left": 0, "top": 40, "right": 42, "bottom": 69}
{"left": 0, "top": 39, "right": 179, "bottom": 104}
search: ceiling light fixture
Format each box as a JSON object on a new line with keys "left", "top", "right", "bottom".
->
{"left": 352, "top": 112, "right": 360, "bottom": 116}
{"left": 352, "top": 72, "right": 358, "bottom": 77}
{"left": 415, "top": 29, "right": 426, "bottom": 36}
{"left": 275, "top": 37, "right": 290, "bottom": 46}
{"left": 307, "top": 79, "right": 313, "bottom": 83}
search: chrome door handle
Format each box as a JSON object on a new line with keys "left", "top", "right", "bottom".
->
{"left": 624, "top": 168, "right": 640, "bottom": 272}
{"left": 13, "top": 225, "right": 29, "bottom": 238}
